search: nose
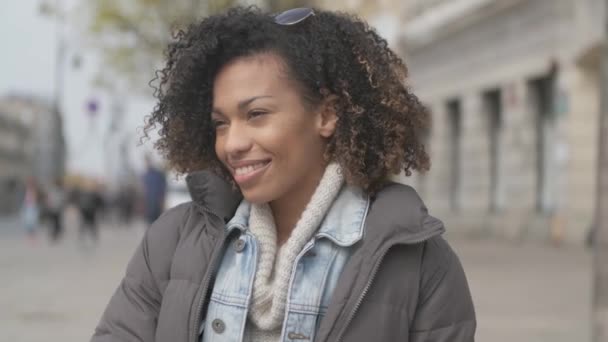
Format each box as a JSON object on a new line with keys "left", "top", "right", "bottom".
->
{"left": 221, "top": 121, "right": 252, "bottom": 158}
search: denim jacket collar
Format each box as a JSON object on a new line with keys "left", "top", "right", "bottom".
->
{"left": 314, "top": 185, "right": 368, "bottom": 246}
{"left": 226, "top": 200, "right": 251, "bottom": 231}
{"left": 226, "top": 185, "right": 369, "bottom": 247}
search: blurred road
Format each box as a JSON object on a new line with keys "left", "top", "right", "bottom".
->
{"left": 0, "top": 212, "right": 591, "bottom": 342}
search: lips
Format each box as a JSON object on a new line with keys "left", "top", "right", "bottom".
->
{"left": 229, "top": 159, "right": 271, "bottom": 186}
{"left": 234, "top": 161, "right": 269, "bottom": 176}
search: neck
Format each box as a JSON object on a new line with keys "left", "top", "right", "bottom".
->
{"left": 270, "top": 164, "right": 326, "bottom": 245}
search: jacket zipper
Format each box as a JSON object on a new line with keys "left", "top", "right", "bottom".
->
{"left": 334, "top": 246, "right": 388, "bottom": 342}
{"left": 334, "top": 233, "right": 441, "bottom": 342}
{"left": 189, "top": 213, "right": 231, "bottom": 342}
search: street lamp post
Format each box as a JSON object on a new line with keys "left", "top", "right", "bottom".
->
{"left": 48, "top": 0, "right": 68, "bottom": 183}
{"left": 593, "top": 1, "right": 608, "bottom": 341}
{"left": 54, "top": 0, "right": 65, "bottom": 117}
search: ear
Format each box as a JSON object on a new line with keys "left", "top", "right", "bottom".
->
{"left": 316, "top": 94, "right": 339, "bottom": 138}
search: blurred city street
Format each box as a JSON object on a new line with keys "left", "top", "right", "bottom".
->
{"left": 1, "top": 0, "right": 606, "bottom": 341}
{"left": 0, "top": 211, "right": 145, "bottom": 342}
{"left": 0, "top": 214, "right": 591, "bottom": 342}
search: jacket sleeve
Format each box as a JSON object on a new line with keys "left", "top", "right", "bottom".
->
{"left": 409, "top": 236, "right": 476, "bottom": 342}
{"left": 91, "top": 204, "right": 189, "bottom": 342}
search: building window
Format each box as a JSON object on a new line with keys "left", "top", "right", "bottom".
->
{"left": 528, "top": 74, "right": 557, "bottom": 214}
{"left": 446, "top": 99, "right": 462, "bottom": 212}
{"left": 483, "top": 89, "right": 503, "bottom": 213}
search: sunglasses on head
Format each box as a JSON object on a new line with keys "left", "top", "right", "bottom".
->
{"left": 273, "top": 7, "right": 315, "bottom": 25}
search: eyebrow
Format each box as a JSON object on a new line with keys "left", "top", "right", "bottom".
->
{"left": 212, "top": 95, "right": 274, "bottom": 115}
{"left": 238, "top": 95, "right": 274, "bottom": 111}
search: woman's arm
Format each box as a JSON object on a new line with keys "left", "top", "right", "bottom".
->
{"left": 409, "top": 236, "right": 476, "bottom": 342}
{"left": 91, "top": 205, "right": 188, "bottom": 342}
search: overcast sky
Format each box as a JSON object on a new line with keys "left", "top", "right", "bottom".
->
{"left": 1, "top": 0, "right": 156, "bottom": 181}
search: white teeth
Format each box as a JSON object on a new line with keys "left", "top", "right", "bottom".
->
{"left": 235, "top": 162, "right": 267, "bottom": 176}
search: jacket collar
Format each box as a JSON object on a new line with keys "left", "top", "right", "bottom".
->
{"left": 185, "top": 171, "right": 242, "bottom": 223}
{"left": 363, "top": 181, "right": 445, "bottom": 245}
{"left": 185, "top": 172, "right": 444, "bottom": 245}
{"left": 225, "top": 200, "right": 250, "bottom": 229}
{"left": 314, "top": 182, "right": 445, "bottom": 342}
{"left": 314, "top": 185, "right": 368, "bottom": 246}
{"left": 225, "top": 185, "right": 369, "bottom": 247}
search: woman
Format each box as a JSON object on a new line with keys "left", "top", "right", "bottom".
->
{"left": 93, "top": 7, "right": 475, "bottom": 342}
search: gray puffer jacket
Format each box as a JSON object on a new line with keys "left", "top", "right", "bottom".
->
{"left": 92, "top": 171, "right": 475, "bottom": 342}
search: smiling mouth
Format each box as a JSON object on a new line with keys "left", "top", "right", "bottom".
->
{"left": 231, "top": 160, "right": 271, "bottom": 186}
{"left": 234, "top": 161, "right": 269, "bottom": 176}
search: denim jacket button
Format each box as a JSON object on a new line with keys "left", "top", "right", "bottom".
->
{"left": 211, "top": 318, "right": 226, "bottom": 333}
{"left": 234, "top": 238, "right": 246, "bottom": 253}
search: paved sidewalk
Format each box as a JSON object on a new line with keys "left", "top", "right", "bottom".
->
{"left": 0, "top": 217, "right": 592, "bottom": 342}
{"left": 0, "top": 213, "right": 20, "bottom": 237}
{"left": 450, "top": 236, "right": 591, "bottom": 342}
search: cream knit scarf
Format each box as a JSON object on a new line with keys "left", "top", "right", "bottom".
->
{"left": 246, "top": 162, "right": 344, "bottom": 336}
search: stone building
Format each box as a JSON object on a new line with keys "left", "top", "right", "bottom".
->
{"left": 397, "top": 0, "right": 603, "bottom": 243}
{"left": 0, "top": 97, "right": 32, "bottom": 214}
{"left": 315, "top": 0, "right": 407, "bottom": 47}
{"left": 0, "top": 95, "right": 66, "bottom": 214}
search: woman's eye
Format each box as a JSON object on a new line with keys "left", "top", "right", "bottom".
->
{"left": 212, "top": 120, "right": 227, "bottom": 129}
{"left": 248, "top": 110, "right": 267, "bottom": 119}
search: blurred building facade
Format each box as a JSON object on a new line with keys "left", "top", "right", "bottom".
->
{"left": 398, "top": 0, "right": 603, "bottom": 243}
{"left": 314, "top": 0, "right": 406, "bottom": 47}
{"left": 0, "top": 95, "right": 66, "bottom": 214}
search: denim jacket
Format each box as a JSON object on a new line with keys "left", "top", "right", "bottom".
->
{"left": 200, "top": 184, "right": 369, "bottom": 342}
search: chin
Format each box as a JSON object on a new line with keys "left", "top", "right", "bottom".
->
{"left": 240, "top": 182, "right": 285, "bottom": 205}
{"left": 240, "top": 188, "right": 274, "bottom": 205}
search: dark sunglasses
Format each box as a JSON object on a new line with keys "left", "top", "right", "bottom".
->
{"left": 273, "top": 7, "right": 315, "bottom": 25}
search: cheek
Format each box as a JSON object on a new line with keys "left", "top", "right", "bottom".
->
{"left": 272, "top": 126, "right": 323, "bottom": 163}
{"left": 269, "top": 121, "right": 307, "bottom": 146}
{"left": 214, "top": 135, "right": 226, "bottom": 163}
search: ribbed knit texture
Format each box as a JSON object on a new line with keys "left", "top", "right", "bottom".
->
{"left": 244, "top": 163, "right": 344, "bottom": 341}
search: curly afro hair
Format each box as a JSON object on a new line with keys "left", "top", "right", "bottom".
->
{"left": 145, "top": 6, "right": 430, "bottom": 194}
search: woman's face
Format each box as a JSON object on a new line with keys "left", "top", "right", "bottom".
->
{"left": 212, "top": 53, "right": 336, "bottom": 204}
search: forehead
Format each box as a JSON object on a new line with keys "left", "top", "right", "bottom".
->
{"left": 212, "top": 53, "right": 292, "bottom": 103}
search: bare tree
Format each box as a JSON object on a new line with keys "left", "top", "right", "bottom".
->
{"left": 76, "top": 0, "right": 314, "bottom": 93}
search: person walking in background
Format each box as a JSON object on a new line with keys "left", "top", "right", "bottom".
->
{"left": 117, "top": 183, "right": 137, "bottom": 226}
{"left": 142, "top": 156, "right": 167, "bottom": 226}
{"left": 21, "top": 177, "right": 40, "bottom": 242}
{"left": 43, "top": 178, "right": 66, "bottom": 242}
{"left": 77, "top": 182, "right": 104, "bottom": 243}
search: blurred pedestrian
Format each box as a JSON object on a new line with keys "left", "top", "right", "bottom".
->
{"left": 21, "top": 177, "right": 40, "bottom": 242}
{"left": 141, "top": 156, "right": 167, "bottom": 226}
{"left": 115, "top": 183, "right": 136, "bottom": 226}
{"left": 77, "top": 182, "right": 104, "bottom": 242}
{"left": 43, "top": 178, "right": 66, "bottom": 242}
{"left": 93, "top": 7, "right": 475, "bottom": 342}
